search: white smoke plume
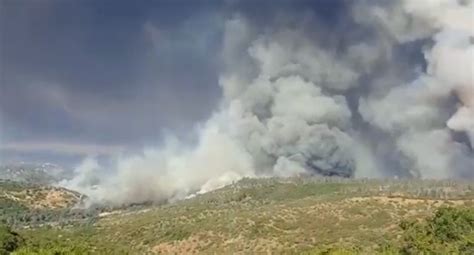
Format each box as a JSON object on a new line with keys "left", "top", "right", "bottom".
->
{"left": 63, "top": 0, "right": 474, "bottom": 205}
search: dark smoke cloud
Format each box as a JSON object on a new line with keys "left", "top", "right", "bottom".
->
{"left": 0, "top": 0, "right": 221, "bottom": 165}
{"left": 3, "top": 0, "right": 473, "bottom": 205}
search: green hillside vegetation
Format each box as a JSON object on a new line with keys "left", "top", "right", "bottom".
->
{"left": 1, "top": 178, "right": 473, "bottom": 254}
{"left": 0, "top": 224, "right": 23, "bottom": 255}
{"left": 0, "top": 180, "right": 93, "bottom": 227}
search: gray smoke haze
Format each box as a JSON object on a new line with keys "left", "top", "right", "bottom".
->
{"left": 62, "top": 0, "right": 474, "bottom": 205}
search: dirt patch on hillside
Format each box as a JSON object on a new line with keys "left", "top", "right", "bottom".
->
{"left": 3, "top": 187, "right": 80, "bottom": 209}
{"left": 151, "top": 233, "right": 285, "bottom": 254}
{"left": 151, "top": 233, "right": 211, "bottom": 254}
{"left": 37, "top": 189, "right": 74, "bottom": 209}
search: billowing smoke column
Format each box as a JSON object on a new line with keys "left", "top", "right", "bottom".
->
{"left": 356, "top": 0, "right": 474, "bottom": 178}
{"left": 63, "top": 0, "right": 473, "bottom": 205}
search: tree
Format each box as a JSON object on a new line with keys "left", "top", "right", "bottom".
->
{"left": 400, "top": 207, "right": 474, "bottom": 254}
{"left": 0, "top": 224, "right": 23, "bottom": 254}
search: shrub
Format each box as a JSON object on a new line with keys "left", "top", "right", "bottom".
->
{"left": 399, "top": 207, "right": 474, "bottom": 254}
{"left": 0, "top": 224, "right": 23, "bottom": 254}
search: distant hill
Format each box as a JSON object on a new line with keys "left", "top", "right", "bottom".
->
{"left": 0, "top": 163, "right": 71, "bottom": 185}
{"left": 0, "top": 180, "right": 92, "bottom": 228}
{"left": 0, "top": 180, "right": 81, "bottom": 210}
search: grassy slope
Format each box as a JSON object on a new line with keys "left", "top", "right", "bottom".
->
{"left": 0, "top": 180, "right": 82, "bottom": 227}
{"left": 0, "top": 181, "right": 81, "bottom": 210}
{"left": 16, "top": 178, "right": 474, "bottom": 254}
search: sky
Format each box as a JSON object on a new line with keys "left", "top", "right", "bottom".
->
{"left": 0, "top": 0, "right": 347, "bottom": 166}
{"left": 2, "top": 0, "right": 472, "bottom": 204}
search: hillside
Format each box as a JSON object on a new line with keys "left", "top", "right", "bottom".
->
{"left": 6, "top": 178, "right": 474, "bottom": 254}
{"left": 0, "top": 180, "right": 86, "bottom": 227}
{"left": 0, "top": 181, "right": 81, "bottom": 209}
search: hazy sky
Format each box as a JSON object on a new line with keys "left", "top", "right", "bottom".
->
{"left": 0, "top": 0, "right": 347, "bottom": 166}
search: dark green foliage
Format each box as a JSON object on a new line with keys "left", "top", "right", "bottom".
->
{"left": 0, "top": 224, "right": 23, "bottom": 254}
{"left": 0, "top": 197, "right": 29, "bottom": 219}
{"left": 399, "top": 207, "right": 474, "bottom": 254}
{"left": 431, "top": 207, "right": 474, "bottom": 242}
{"left": 13, "top": 246, "right": 90, "bottom": 255}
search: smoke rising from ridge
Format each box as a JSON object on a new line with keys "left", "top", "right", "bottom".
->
{"left": 63, "top": 0, "right": 474, "bottom": 205}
